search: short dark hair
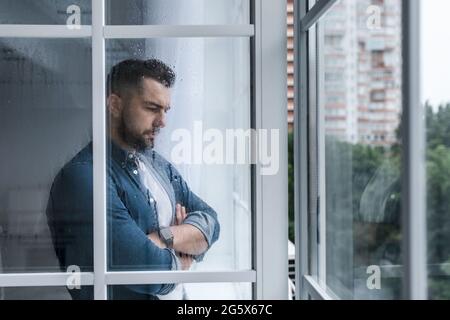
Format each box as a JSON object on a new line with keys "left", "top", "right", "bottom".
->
{"left": 107, "top": 58, "right": 176, "bottom": 97}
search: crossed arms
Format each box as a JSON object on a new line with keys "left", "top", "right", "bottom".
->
{"left": 47, "top": 158, "right": 220, "bottom": 296}
{"left": 147, "top": 203, "right": 209, "bottom": 269}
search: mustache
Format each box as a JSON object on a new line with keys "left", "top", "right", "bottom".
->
{"left": 144, "top": 127, "right": 161, "bottom": 135}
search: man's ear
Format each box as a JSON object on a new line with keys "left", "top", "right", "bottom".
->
{"left": 107, "top": 94, "right": 123, "bottom": 119}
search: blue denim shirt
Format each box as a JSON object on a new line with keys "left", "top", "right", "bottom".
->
{"left": 46, "top": 141, "right": 220, "bottom": 300}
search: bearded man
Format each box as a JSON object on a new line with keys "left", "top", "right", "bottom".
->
{"left": 46, "top": 59, "right": 220, "bottom": 300}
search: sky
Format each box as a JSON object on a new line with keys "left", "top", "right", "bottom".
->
{"left": 421, "top": 0, "right": 450, "bottom": 107}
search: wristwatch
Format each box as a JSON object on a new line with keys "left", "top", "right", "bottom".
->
{"left": 159, "top": 227, "right": 174, "bottom": 249}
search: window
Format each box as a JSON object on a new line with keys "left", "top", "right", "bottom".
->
{"left": 372, "top": 51, "right": 385, "bottom": 68}
{"left": 0, "top": 0, "right": 91, "bottom": 25}
{"left": 322, "top": 1, "right": 403, "bottom": 299}
{"left": 106, "top": 0, "right": 250, "bottom": 25}
{"left": 295, "top": 0, "right": 409, "bottom": 300}
{"left": 296, "top": 0, "right": 450, "bottom": 301}
{"left": 0, "top": 0, "right": 288, "bottom": 300}
{"left": 371, "top": 90, "right": 386, "bottom": 102}
{"left": 106, "top": 37, "right": 252, "bottom": 274}
{"left": 421, "top": 0, "right": 450, "bottom": 300}
{"left": 0, "top": 38, "right": 92, "bottom": 275}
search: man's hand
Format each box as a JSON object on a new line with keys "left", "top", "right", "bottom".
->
{"left": 147, "top": 204, "right": 187, "bottom": 249}
{"left": 147, "top": 204, "right": 187, "bottom": 248}
{"left": 147, "top": 203, "right": 207, "bottom": 258}
{"left": 176, "top": 203, "right": 187, "bottom": 225}
{"left": 147, "top": 204, "right": 194, "bottom": 270}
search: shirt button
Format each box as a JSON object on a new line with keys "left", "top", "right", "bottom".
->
{"left": 133, "top": 170, "right": 138, "bottom": 175}
{"left": 129, "top": 154, "right": 134, "bottom": 159}
{"left": 150, "top": 198, "right": 154, "bottom": 203}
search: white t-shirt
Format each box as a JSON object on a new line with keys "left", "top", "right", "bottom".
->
{"left": 137, "top": 157, "right": 186, "bottom": 300}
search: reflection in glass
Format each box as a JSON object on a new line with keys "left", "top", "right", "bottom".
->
{"left": 0, "top": 38, "right": 92, "bottom": 279}
{"left": 106, "top": 0, "right": 249, "bottom": 25}
{"left": 0, "top": 286, "right": 87, "bottom": 300}
{"left": 421, "top": 0, "right": 450, "bottom": 300}
{"left": 104, "top": 38, "right": 251, "bottom": 299}
{"left": 106, "top": 37, "right": 251, "bottom": 271}
{"left": 0, "top": 0, "right": 91, "bottom": 25}
{"left": 321, "top": 0, "right": 403, "bottom": 299}
{"left": 108, "top": 283, "right": 252, "bottom": 300}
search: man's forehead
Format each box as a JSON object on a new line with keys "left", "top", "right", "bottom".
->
{"left": 139, "top": 78, "right": 171, "bottom": 105}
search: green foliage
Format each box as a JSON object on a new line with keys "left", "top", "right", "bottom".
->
{"left": 350, "top": 143, "right": 387, "bottom": 214}
{"left": 426, "top": 107, "right": 450, "bottom": 299}
{"left": 427, "top": 102, "right": 450, "bottom": 150}
{"left": 287, "top": 103, "right": 450, "bottom": 298}
{"left": 429, "top": 277, "right": 450, "bottom": 300}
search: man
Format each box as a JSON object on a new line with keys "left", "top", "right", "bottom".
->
{"left": 46, "top": 59, "right": 220, "bottom": 300}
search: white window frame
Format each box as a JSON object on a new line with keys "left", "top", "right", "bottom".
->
{"left": 294, "top": 0, "right": 427, "bottom": 300}
{"left": 0, "top": 0, "right": 288, "bottom": 300}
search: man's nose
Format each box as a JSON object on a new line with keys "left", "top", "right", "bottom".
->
{"left": 156, "top": 110, "right": 166, "bottom": 128}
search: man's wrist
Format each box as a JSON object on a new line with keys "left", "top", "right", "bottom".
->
{"left": 159, "top": 226, "right": 174, "bottom": 249}
{"left": 169, "top": 225, "right": 182, "bottom": 251}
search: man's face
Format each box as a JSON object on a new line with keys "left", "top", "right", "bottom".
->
{"left": 115, "top": 78, "right": 171, "bottom": 151}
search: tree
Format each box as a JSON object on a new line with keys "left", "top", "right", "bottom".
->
{"left": 426, "top": 103, "right": 450, "bottom": 299}
{"left": 287, "top": 103, "right": 450, "bottom": 298}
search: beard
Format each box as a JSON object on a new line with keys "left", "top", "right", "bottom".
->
{"left": 118, "top": 110, "right": 159, "bottom": 152}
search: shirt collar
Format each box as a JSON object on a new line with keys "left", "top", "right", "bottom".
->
{"left": 108, "top": 139, "right": 156, "bottom": 168}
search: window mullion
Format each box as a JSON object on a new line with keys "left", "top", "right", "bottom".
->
{"left": 295, "top": 0, "right": 310, "bottom": 300}
{"left": 92, "top": 0, "right": 107, "bottom": 300}
{"left": 104, "top": 25, "right": 254, "bottom": 38}
{"left": 300, "top": 0, "right": 338, "bottom": 32}
{"left": 0, "top": 25, "right": 91, "bottom": 38}
{"left": 401, "top": 0, "right": 427, "bottom": 300}
{"left": 316, "top": 14, "right": 327, "bottom": 288}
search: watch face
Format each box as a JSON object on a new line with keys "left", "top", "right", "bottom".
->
{"left": 161, "top": 228, "right": 173, "bottom": 240}
{"left": 160, "top": 228, "right": 174, "bottom": 248}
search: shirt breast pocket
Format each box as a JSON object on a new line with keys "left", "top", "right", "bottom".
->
{"left": 123, "top": 191, "right": 158, "bottom": 234}
{"left": 169, "top": 171, "right": 185, "bottom": 205}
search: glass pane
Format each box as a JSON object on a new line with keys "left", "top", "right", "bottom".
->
{"left": 421, "top": 0, "right": 450, "bottom": 300}
{"left": 0, "top": 0, "right": 91, "bottom": 25}
{"left": 104, "top": 38, "right": 251, "bottom": 299}
{"left": 0, "top": 286, "right": 93, "bottom": 300}
{"left": 0, "top": 38, "right": 92, "bottom": 278}
{"left": 108, "top": 283, "right": 252, "bottom": 300}
{"left": 320, "top": 0, "right": 403, "bottom": 299}
{"left": 106, "top": 0, "right": 250, "bottom": 25}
